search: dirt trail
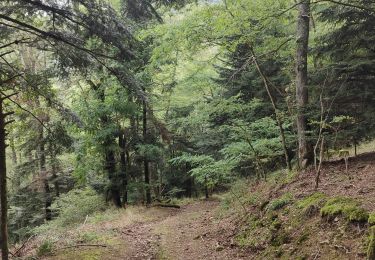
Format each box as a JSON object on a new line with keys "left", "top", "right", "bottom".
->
{"left": 118, "top": 200, "right": 244, "bottom": 260}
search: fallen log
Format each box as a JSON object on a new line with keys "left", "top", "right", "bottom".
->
{"left": 56, "top": 244, "right": 107, "bottom": 251}
{"left": 153, "top": 203, "right": 180, "bottom": 208}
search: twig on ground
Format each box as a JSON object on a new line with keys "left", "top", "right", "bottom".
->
{"left": 56, "top": 244, "right": 108, "bottom": 251}
{"left": 153, "top": 203, "right": 181, "bottom": 208}
{"left": 12, "top": 234, "right": 35, "bottom": 257}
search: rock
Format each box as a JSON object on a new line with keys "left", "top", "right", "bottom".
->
{"left": 216, "top": 242, "right": 224, "bottom": 251}
{"left": 216, "top": 245, "right": 224, "bottom": 251}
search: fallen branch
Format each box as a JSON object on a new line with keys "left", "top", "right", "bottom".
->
{"left": 12, "top": 234, "right": 35, "bottom": 257}
{"left": 331, "top": 244, "right": 350, "bottom": 254}
{"left": 153, "top": 203, "right": 180, "bottom": 209}
{"left": 56, "top": 244, "right": 107, "bottom": 251}
{"left": 83, "top": 215, "right": 89, "bottom": 226}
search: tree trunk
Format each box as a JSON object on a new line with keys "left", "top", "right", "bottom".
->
{"left": 51, "top": 145, "right": 60, "bottom": 197}
{"left": 296, "top": 0, "right": 312, "bottom": 169}
{"left": 204, "top": 176, "right": 209, "bottom": 199}
{"left": 105, "top": 147, "right": 122, "bottom": 207}
{"left": 0, "top": 97, "right": 9, "bottom": 260}
{"left": 119, "top": 131, "right": 128, "bottom": 206}
{"left": 143, "top": 98, "right": 151, "bottom": 205}
{"left": 39, "top": 125, "right": 52, "bottom": 221}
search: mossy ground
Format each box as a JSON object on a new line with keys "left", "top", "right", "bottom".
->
{"left": 321, "top": 197, "right": 369, "bottom": 222}
{"left": 369, "top": 212, "right": 375, "bottom": 226}
{"left": 225, "top": 166, "right": 374, "bottom": 259}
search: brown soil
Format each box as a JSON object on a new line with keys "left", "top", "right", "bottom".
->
{"left": 117, "top": 199, "right": 245, "bottom": 260}
{"left": 280, "top": 152, "right": 375, "bottom": 210}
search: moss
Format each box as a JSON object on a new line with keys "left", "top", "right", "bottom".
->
{"left": 297, "top": 192, "right": 326, "bottom": 210}
{"left": 267, "top": 193, "right": 293, "bottom": 211}
{"left": 368, "top": 226, "right": 375, "bottom": 260}
{"left": 320, "top": 197, "right": 369, "bottom": 223}
{"left": 369, "top": 212, "right": 375, "bottom": 226}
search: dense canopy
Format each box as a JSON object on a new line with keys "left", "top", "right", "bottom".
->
{"left": 0, "top": 0, "right": 374, "bottom": 259}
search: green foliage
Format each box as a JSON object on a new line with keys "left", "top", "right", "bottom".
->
{"left": 35, "top": 188, "right": 106, "bottom": 230}
{"left": 171, "top": 153, "right": 235, "bottom": 188}
{"left": 320, "top": 197, "right": 369, "bottom": 222}
{"left": 136, "top": 144, "right": 164, "bottom": 162}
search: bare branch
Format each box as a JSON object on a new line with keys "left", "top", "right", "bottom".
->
{"left": 0, "top": 90, "right": 50, "bottom": 132}
{"left": 0, "top": 50, "right": 14, "bottom": 58}
{"left": 0, "top": 38, "right": 31, "bottom": 49}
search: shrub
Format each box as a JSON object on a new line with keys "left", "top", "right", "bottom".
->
{"left": 35, "top": 187, "right": 107, "bottom": 233}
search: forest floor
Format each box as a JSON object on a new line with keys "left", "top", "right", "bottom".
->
{"left": 34, "top": 198, "right": 243, "bottom": 260}
{"left": 13, "top": 150, "right": 375, "bottom": 260}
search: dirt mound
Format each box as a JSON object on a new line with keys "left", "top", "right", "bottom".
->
{"left": 287, "top": 152, "right": 375, "bottom": 211}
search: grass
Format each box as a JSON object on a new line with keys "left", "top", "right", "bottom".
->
{"left": 30, "top": 204, "right": 165, "bottom": 259}
{"left": 352, "top": 139, "right": 375, "bottom": 155}
{"left": 37, "top": 240, "right": 54, "bottom": 257}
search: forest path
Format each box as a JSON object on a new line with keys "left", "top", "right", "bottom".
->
{"left": 118, "top": 199, "right": 243, "bottom": 260}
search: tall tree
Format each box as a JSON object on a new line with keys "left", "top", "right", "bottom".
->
{"left": 0, "top": 95, "right": 9, "bottom": 260}
{"left": 143, "top": 97, "right": 152, "bottom": 205}
{"left": 296, "top": 0, "right": 312, "bottom": 168}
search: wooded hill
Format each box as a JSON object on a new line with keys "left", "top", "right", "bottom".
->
{"left": 0, "top": 0, "right": 374, "bottom": 259}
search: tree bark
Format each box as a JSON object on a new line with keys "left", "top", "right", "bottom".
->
{"left": 119, "top": 131, "right": 128, "bottom": 205}
{"left": 143, "top": 98, "right": 151, "bottom": 205}
{"left": 204, "top": 176, "right": 209, "bottom": 199}
{"left": 0, "top": 97, "right": 9, "bottom": 260}
{"left": 51, "top": 145, "right": 60, "bottom": 197}
{"left": 105, "top": 146, "right": 122, "bottom": 207}
{"left": 296, "top": 0, "right": 312, "bottom": 169}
